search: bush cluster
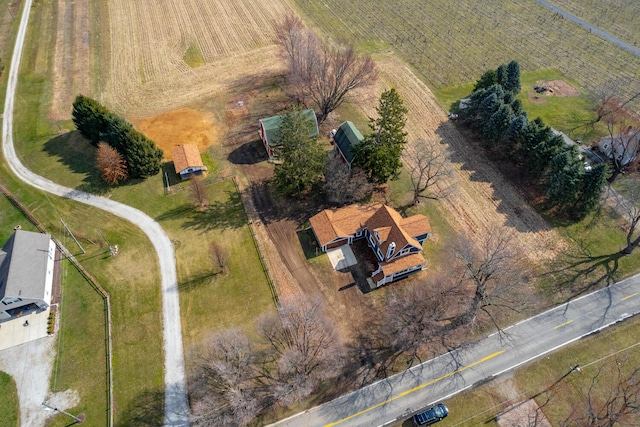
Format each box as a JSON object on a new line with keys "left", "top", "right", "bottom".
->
{"left": 72, "top": 95, "right": 163, "bottom": 180}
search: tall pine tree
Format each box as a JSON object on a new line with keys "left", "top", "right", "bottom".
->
{"left": 353, "top": 88, "right": 408, "bottom": 184}
{"left": 72, "top": 95, "right": 113, "bottom": 145}
{"left": 274, "top": 110, "right": 325, "bottom": 196}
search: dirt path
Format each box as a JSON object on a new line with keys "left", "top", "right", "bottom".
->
{"left": 229, "top": 138, "right": 375, "bottom": 338}
{"left": 355, "top": 55, "right": 565, "bottom": 262}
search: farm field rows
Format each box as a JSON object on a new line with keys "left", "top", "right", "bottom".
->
{"left": 354, "top": 55, "right": 564, "bottom": 263}
{"left": 548, "top": 0, "right": 640, "bottom": 48}
{"left": 102, "top": 0, "right": 292, "bottom": 115}
{"left": 293, "top": 0, "right": 640, "bottom": 112}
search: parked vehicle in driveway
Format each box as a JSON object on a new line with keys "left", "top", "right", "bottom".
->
{"left": 412, "top": 403, "right": 449, "bottom": 426}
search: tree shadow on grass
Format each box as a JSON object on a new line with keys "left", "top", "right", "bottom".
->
{"left": 540, "top": 245, "right": 625, "bottom": 303}
{"left": 178, "top": 271, "right": 218, "bottom": 292}
{"left": 117, "top": 389, "right": 164, "bottom": 427}
{"left": 42, "top": 131, "right": 110, "bottom": 194}
{"left": 156, "top": 191, "right": 247, "bottom": 231}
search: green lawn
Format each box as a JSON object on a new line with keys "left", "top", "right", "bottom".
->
{"left": 48, "top": 261, "right": 109, "bottom": 427}
{"left": 0, "top": 372, "right": 19, "bottom": 427}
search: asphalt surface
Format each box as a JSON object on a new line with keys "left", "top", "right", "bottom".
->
{"left": 1, "top": 1, "right": 190, "bottom": 425}
{"left": 271, "top": 274, "right": 640, "bottom": 427}
{"left": 535, "top": 0, "right": 640, "bottom": 57}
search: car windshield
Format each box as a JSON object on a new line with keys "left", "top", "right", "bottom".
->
{"left": 433, "top": 406, "right": 443, "bottom": 417}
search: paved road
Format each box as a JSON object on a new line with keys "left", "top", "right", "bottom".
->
{"left": 1, "top": 1, "right": 190, "bottom": 425}
{"left": 535, "top": 0, "right": 640, "bottom": 57}
{"left": 271, "top": 274, "right": 640, "bottom": 427}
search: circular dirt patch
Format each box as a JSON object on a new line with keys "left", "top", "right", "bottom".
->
{"left": 133, "top": 109, "right": 220, "bottom": 160}
{"left": 535, "top": 79, "right": 580, "bottom": 97}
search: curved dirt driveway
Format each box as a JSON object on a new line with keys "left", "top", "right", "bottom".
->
{"left": 2, "top": 1, "right": 190, "bottom": 425}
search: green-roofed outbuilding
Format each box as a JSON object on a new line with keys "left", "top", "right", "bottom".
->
{"left": 333, "top": 121, "right": 363, "bottom": 168}
{"left": 259, "top": 109, "right": 319, "bottom": 160}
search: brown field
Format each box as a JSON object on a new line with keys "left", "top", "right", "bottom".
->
{"left": 355, "top": 55, "right": 565, "bottom": 262}
{"left": 50, "top": 0, "right": 91, "bottom": 121}
{"left": 102, "top": 0, "right": 292, "bottom": 115}
{"left": 133, "top": 108, "right": 220, "bottom": 160}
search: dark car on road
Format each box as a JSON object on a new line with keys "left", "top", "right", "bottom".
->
{"left": 412, "top": 403, "right": 449, "bottom": 426}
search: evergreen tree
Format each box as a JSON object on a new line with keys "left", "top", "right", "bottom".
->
{"left": 510, "top": 98, "right": 523, "bottom": 116}
{"left": 100, "top": 115, "right": 134, "bottom": 154}
{"left": 530, "top": 133, "right": 565, "bottom": 176}
{"left": 274, "top": 110, "right": 326, "bottom": 196}
{"left": 505, "top": 113, "right": 528, "bottom": 153}
{"left": 546, "top": 146, "right": 584, "bottom": 210}
{"left": 123, "top": 129, "right": 164, "bottom": 179}
{"left": 505, "top": 60, "right": 521, "bottom": 94}
{"left": 473, "top": 69, "right": 497, "bottom": 92}
{"left": 571, "top": 163, "right": 607, "bottom": 219}
{"left": 353, "top": 88, "right": 408, "bottom": 184}
{"left": 496, "top": 64, "right": 508, "bottom": 89}
{"left": 476, "top": 92, "right": 502, "bottom": 125}
{"left": 72, "top": 95, "right": 113, "bottom": 145}
{"left": 482, "top": 103, "right": 514, "bottom": 143}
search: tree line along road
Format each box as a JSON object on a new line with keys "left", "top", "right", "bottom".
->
{"left": 270, "top": 274, "right": 640, "bottom": 427}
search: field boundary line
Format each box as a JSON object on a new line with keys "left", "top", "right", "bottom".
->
{"left": 0, "top": 183, "right": 114, "bottom": 427}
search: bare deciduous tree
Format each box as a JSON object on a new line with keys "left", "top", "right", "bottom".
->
{"left": 323, "top": 155, "right": 373, "bottom": 205}
{"left": 609, "top": 186, "right": 640, "bottom": 256}
{"left": 404, "top": 139, "right": 451, "bottom": 205}
{"left": 275, "top": 14, "right": 376, "bottom": 122}
{"left": 449, "top": 231, "right": 525, "bottom": 332}
{"left": 190, "top": 175, "right": 209, "bottom": 209}
{"left": 96, "top": 142, "right": 128, "bottom": 185}
{"left": 210, "top": 241, "right": 230, "bottom": 274}
{"left": 380, "top": 281, "right": 448, "bottom": 367}
{"left": 191, "top": 329, "right": 261, "bottom": 426}
{"left": 256, "top": 296, "right": 344, "bottom": 406}
{"left": 562, "top": 356, "right": 640, "bottom": 427}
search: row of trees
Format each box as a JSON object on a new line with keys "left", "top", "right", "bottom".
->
{"left": 273, "top": 88, "right": 408, "bottom": 201}
{"left": 461, "top": 62, "right": 607, "bottom": 219}
{"left": 72, "top": 95, "right": 163, "bottom": 184}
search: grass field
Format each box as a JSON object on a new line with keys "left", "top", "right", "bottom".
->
{"left": 48, "top": 261, "right": 108, "bottom": 427}
{"left": 0, "top": 371, "right": 19, "bottom": 427}
{"left": 293, "top": 0, "right": 640, "bottom": 113}
{"left": 0, "top": 0, "right": 23, "bottom": 115}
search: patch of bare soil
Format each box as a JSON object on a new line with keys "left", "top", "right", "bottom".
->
{"left": 536, "top": 79, "right": 580, "bottom": 97}
{"left": 50, "top": 0, "right": 90, "bottom": 121}
{"left": 132, "top": 108, "right": 220, "bottom": 160}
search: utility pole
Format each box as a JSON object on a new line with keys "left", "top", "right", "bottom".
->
{"left": 42, "top": 401, "right": 84, "bottom": 424}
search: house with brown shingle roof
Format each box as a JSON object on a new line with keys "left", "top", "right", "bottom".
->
{"left": 172, "top": 144, "right": 206, "bottom": 180}
{"left": 309, "top": 203, "right": 431, "bottom": 288}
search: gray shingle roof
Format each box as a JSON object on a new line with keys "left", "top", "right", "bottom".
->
{"left": 0, "top": 230, "right": 52, "bottom": 300}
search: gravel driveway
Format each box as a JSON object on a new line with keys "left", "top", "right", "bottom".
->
{"left": 1, "top": 0, "right": 190, "bottom": 425}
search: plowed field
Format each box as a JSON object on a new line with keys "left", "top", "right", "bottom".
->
{"left": 353, "top": 55, "right": 565, "bottom": 262}
{"left": 102, "top": 0, "right": 291, "bottom": 115}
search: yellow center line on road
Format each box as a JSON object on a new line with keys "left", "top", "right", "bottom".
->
{"left": 621, "top": 293, "right": 638, "bottom": 301}
{"left": 554, "top": 320, "right": 573, "bottom": 329}
{"left": 323, "top": 350, "right": 506, "bottom": 427}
